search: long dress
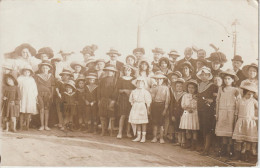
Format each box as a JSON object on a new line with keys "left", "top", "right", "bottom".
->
{"left": 17, "top": 76, "right": 38, "bottom": 114}
{"left": 215, "top": 87, "right": 240, "bottom": 137}
{"left": 232, "top": 98, "right": 258, "bottom": 142}
{"left": 179, "top": 93, "right": 199, "bottom": 130}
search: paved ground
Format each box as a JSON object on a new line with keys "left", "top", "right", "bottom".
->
{"left": 0, "top": 128, "right": 257, "bottom": 167}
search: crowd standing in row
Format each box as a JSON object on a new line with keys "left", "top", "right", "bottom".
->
{"left": 1, "top": 43, "right": 258, "bottom": 162}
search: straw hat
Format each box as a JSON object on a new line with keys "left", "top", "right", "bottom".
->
{"left": 70, "top": 61, "right": 84, "bottom": 70}
{"left": 103, "top": 65, "right": 117, "bottom": 72}
{"left": 58, "top": 50, "right": 74, "bottom": 55}
{"left": 167, "top": 71, "right": 182, "bottom": 78}
{"left": 76, "top": 74, "right": 86, "bottom": 83}
{"left": 133, "top": 48, "right": 145, "bottom": 54}
{"left": 65, "top": 80, "right": 76, "bottom": 90}
{"left": 14, "top": 43, "right": 37, "bottom": 57}
{"left": 152, "top": 71, "right": 167, "bottom": 79}
{"left": 231, "top": 55, "right": 243, "bottom": 63}
{"left": 179, "top": 61, "right": 194, "bottom": 72}
{"left": 35, "top": 47, "right": 54, "bottom": 59}
{"left": 168, "top": 50, "right": 180, "bottom": 57}
{"left": 106, "top": 48, "right": 121, "bottom": 56}
{"left": 20, "top": 64, "right": 34, "bottom": 75}
{"left": 240, "top": 81, "right": 258, "bottom": 93}
{"left": 242, "top": 63, "right": 258, "bottom": 78}
{"left": 219, "top": 69, "right": 239, "bottom": 81}
{"left": 152, "top": 47, "right": 164, "bottom": 54}
{"left": 59, "top": 68, "right": 73, "bottom": 77}
{"left": 85, "top": 58, "right": 97, "bottom": 66}
{"left": 4, "top": 73, "right": 18, "bottom": 86}
{"left": 38, "top": 60, "right": 53, "bottom": 70}
{"left": 174, "top": 78, "right": 185, "bottom": 84}
{"left": 85, "top": 73, "right": 98, "bottom": 79}
{"left": 196, "top": 66, "right": 213, "bottom": 80}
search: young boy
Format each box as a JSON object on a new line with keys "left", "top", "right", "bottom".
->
{"left": 70, "top": 61, "right": 84, "bottom": 80}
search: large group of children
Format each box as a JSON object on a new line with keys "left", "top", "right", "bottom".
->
{"left": 1, "top": 43, "right": 258, "bottom": 162}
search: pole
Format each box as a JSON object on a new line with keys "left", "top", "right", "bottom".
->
{"left": 234, "top": 24, "right": 236, "bottom": 56}
{"left": 137, "top": 24, "right": 141, "bottom": 48}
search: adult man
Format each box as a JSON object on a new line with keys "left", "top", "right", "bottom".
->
{"left": 151, "top": 47, "right": 165, "bottom": 72}
{"left": 168, "top": 49, "right": 180, "bottom": 71}
{"left": 176, "top": 47, "right": 196, "bottom": 71}
{"left": 133, "top": 47, "right": 145, "bottom": 67}
{"left": 105, "top": 48, "right": 124, "bottom": 72}
{"left": 231, "top": 55, "right": 246, "bottom": 87}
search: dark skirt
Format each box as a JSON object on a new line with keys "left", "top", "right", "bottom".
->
{"left": 151, "top": 102, "right": 165, "bottom": 126}
{"left": 64, "top": 104, "right": 76, "bottom": 116}
{"left": 198, "top": 108, "right": 216, "bottom": 136}
{"left": 117, "top": 93, "right": 131, "bottom": 117}
{"left": 2, "top": 101, "right": 19, "bottom": 118}
{"left": 86, "top": 104, "right": 98, "bottom": 123}
{"left": 99, "top": 98, "right": 115, "bottom": 118}
{"left": 38, "top": 91, "right": 51, "bottom": 110}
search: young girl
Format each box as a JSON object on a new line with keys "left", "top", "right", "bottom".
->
{"left": 158, "top": 57, "right": 172, "bottom": 75}
{"left": 134, "top": 59, "right": 154, "bottom": 89}
{"left": 75, "top": 74, "right": 86, "bottom": 130}
{"left": 179, "top": 79, "right": 199, "bottom": 150}
{"left": 241, "top": 63, "right": 258, "bottom": 87}
{"left": 62, "top": 80, "right": 77, "bottom": 130}
{"left": 97, "top": 65, "right": 118, "bottom": 136}
{"left": 196, "top": 66, "right": 218, "bottom": 155}
{"left": 179, "top": 61, "right": 194, "bottom": 81}
{"left": 215, "top": 69, "right": 240, "bottom": 157}
{"left": 70, "top": 61, "right": 84, "bottom": 80}
{"left": 85, "top": 73, "right": 98, "bottom": 133}
{"left": 232, "top": 81, "right": 258, "bottom": 161}
{"left": 150, "top": 71, "right": 170, "bottom": 144}
{"left": 2, "top": 74, "right": 21, "bottom": 132}
{"left": 129, "top": 77, "right": 152, "bottom": 143}
{"left": 116, "top": 65, "right": 136, "bottom": 139}
{"left": 169, "top": 78, "right": 186, "bottom": 146}
{"left": 34, "top": 60, "right": 55, "bottom": 131}
{"left": 17, "top": 65, "right": 38, "bottom": 130}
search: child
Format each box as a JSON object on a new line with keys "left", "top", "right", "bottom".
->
{"left": 167, "top": 71, "right": 182, "bottom": 83}
{"left": 2, "top": 74, "right": 21, "bottom": 132}
{"left": 70, "top": 61, "right": 84, "bottom": 80}
{"left": 85, "top": 73, "right": 98, "bottom": 133}
{"left": 34, "top": 60, "right": 55, "bottom": 131}
{"left": 62, "top": 80, "right": 77, "bottom": 130}
{"left": 179, "top": 79, "right": 199, "bottom": 150}
{"left": 241, "top": 63, "right": 258, "bottom": 86}
{"left": 95, "top": 59, "right": 106, "bottom": 80}
{"left": 97, "top": 65, "right": 118, "bottom": 136}
{"left": 75, "top": 74, "right": 86, "bottom": 130}
{"left": 158, "top": 57, "right": 172, "bottom": 75}
{"left": 196, "top": 66, "right": 218, "bottom": 155}
{"left": 116, "top": 65, "right": 136, "bottom": 139}
{"left": 17, "top": 65, "right": 38, "bottom": 130}
{"left": 169, "top": 78, "right": 186, "bottom": 146}
{"left": 213, "top": 76, "right": 223, "bottom": 88}
{"left": 129, "top": 77, "right": 152, "bottom": 143}
{"left": 215, "top": 69, "right": 240, "bottom": 157}
{"left": 179, "top": 61, "right": 194, "bottom": 81}
{"left": 150, "top": 71, "right": 170, "bottom": 144}
{"left": 55, "top": 68, "right": 73, "bottom": 130}
{"left": 85, "top": 58, "right": 97, "bottom": 75}
{"left": 134, "top": 58, "right": 154, "bottom": 89}
{"left": 232, "top": 81, "right": 258, "bottom": 161}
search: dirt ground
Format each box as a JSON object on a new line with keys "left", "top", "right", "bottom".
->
{"left": 0, "top": 129, "right": 257, "bottom": 167}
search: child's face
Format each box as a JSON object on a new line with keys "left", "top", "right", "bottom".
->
{"left": 106, "top": 70, "right": 115, "bottom": 77}
{"left": 137, "top": 80, "right": 145, "bottom": 88}
{"left": 155, "top": 78, "right": 164, "bottom": 85}
{"left": 187, "top": 84, "right": 196, "bottom": 94}
{"left": 124, "top": 68, "right": 132, "bottom": 77}
{"left": 23, "top": 70, "right": 31, "bottom": 77}
{"left": 41, "top": 65, "right": 50, "bottom": 74}
{"left": 88, "top": 78, "right": 96, "bottom": 84}
{"left": 232, "top": 61, "right": 242, "bottom": 70}
{"left": 160, "top": 61, "right": 168, "bottom": 69}
{"left": 74, "top": 65, "right": 82, "bottom": 73}
{"left": 175, "top": 82, "right": 183, "bottom": 92}
{"left": 153, "top": 53, "right": 162, "bottom": 62}
{"left": 199, "top": 72, "right": 210, "bottom": 82}
{"left": 40, "top": 54, "right": 49, "bottom": 61}
{"left": 78, "top": 80, "right": 85, "bottom": 88}
{"left": 244, "top": 90, "right": 254, "bottom": 99}
{"left": 212, "top": 62, "right": 221, "bottom": 70}
{"left": 170, "top": 75, "right": 178, "bottom": 83}
{"left": 214, "top": 77, "right": 223, "bottom": 87}
{"left": 140, "top": 62, "right": 148, "bottom": 71}
{"left": 248, "top": 67, "right": 257, "bottom": 79}
{"left": 96, "top": 62, "right": 105, "bottom": 71}
{"left": 223, "top": 75, "right": 234, "bottom": 86}
{"left": 126, "top": 57, "right": 135, "bottom": 66}
{"left": 183, "top": 66, "right": 190, "bottom": 76}
{"left": 7, "top": 77, "right": 14, "bottom": 86}
{"left": 61, "top": 74, "right": 70, "bottom": 81}
{"left": 134, "top": 51, "right": 144, "bottom": 60}
{"left": 66, "top": 86, "right": 73, "bottom": 93}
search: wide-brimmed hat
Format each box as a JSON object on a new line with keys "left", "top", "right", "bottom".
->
{"left": 14, "top": 43, "right": 37, "bottom": 57}
{"left": 70, "top": 61, "right": 84, "bottom": 70}
{"left": 85, "top": 58, "right": 97, "bottom": 66}
{"left": 240, "top": 81, "right": 258, "bottom": 93}
{"left": 152, "top": 47, "right": 164, "bottom": 54}
{"left": 35, "top": 47, "right": 54, "bottom": 59}
{"left": 167, "top": 71, "right": 182, "bottom": 78}
{"left": 179, "top": 61, "right": 194, "bottom": 72}
{"left": 158, "top": 57, "right": 170, "bottom": 68}
{"left": 4, "top": 73, "right": 18, "bottom": 86}
{"left": 58, "top": 50, "right": 74, "bottom": 55}
{"left": 95, "top": 59, "right": 106, "bottom": 64}
{"left": 174, "top": 78, "right": 185, "bottom": 84}
{"left": 20, "top": 64, "right": 34, "bottom": 75}
{"left": 133, "top": 48, "right": 145, "bottom": 54}
{"left": 196, "top": 58, "right": 208, "bottom": 66}
{"left": 242, "top": 63, "right": 258, "bottom": 78}
{"left": 168, "top": 50, "right": 180, "bottom": 57}
{"left": 38, "top": 60, "right": 53, "bottom": 70}
{"left": 85, "top": 73, "right": 98, "bottom": 79}
{"left": 103, "top": 65, "right": 117, "bottom": 72}
{"left": 106, "top": 48, "right": 121, "bottom": 56}
{"left": 231, "top": 55, "right": 243, "bottom": 63}
{"left": 126, "top": 55, "right": 137, "bottom": 63}
{"left": 76, "top": 74, "right": 86, "bottom": 83}
{"left": 186, "top": 79, "right": 198, "bottom": 86}
{"left": 152, "top": 71, "right": 167, "bottom": 79}
{"left": 80, "top": 44, "right": 98, "bottom": 56}
{"left": 219, "top": 69, "right": 239, "bottom": 81}
{"left": 206, "top": 52, "right": 227, "bottom": 64}
{"left": 2, "top": 63, "right": 13, "bottom": 70}
{"left": 196, "top": 66, "right": 213, "bottom": 80}
{"left": 51, "top": 55, "right": 62, "bottom": 63}
{"left": 59, "top": 68, "right": 73, "bottom": 77}
{"left": 65, "top": 80, "right": 76, "bottom": 90}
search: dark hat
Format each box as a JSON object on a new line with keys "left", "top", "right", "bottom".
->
{"left": 80, "top": 44, "right": 98, "bottom": 56}
{"left": 4, "top": 73, "right": 18, "bottom": 86}
{"left": 207, "top": 52, "right": 227, "bottom": 64}
{"left": 242, "top": 63, "right": 258, "bottom": 78}
{"left": 38, "top": 60, "right": 53, "bottom": 70}
{"left": 133, "top": 48, "right": 145, "bottom": 54}
{"left": 35, "top": 47, "right": 54, "bottom": 59}
{"left": 59, "top": 68, "right": 73, "bottom": 77}
{"left": 168, "top": 50, "right": 180, "bottom": 57}
{"left": 231, "top": 55, "right": 243, "bottom": 63}
{"left": 186, "top": 79, "right": 198, "bottom": 86}
{"left": 196, "top": 58, "right": 208, "bottom": 66}
{"left": 152, "top": 47, "right": 164, "bottom": 54}
{"left": 70, "top": 61, "right": 84, "bottom": 70}
{"left": 14, "top": 43, "right": 37, "bottom": 57}
{"left": 167, "top": 71, "right": 182, "bottom": 78}
{"left": 65, "top": 80, "right": 76, "bottom": 90}
{"left": 106, "top": 48, "right": 121, "bottom": 56}
{"left": 103, "top": 65, "right": 117, "bottom": 72}
{"left": 126, "top": 55, "right": 137, "bottom": 63}
{"left": 179, "top": 61, "right": 194, "bottom": 72}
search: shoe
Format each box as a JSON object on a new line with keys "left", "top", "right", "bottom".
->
{"left": 140, "top": 135, "right": 146, "bottom": 143}
{"left": 117, "top": 134, "right": 122, "bottom": 139}
{"left": 160, "top": 138, "right": 165, "bottom": 144}
{"left": 151, "top": 137, "right": 158, "bottom": 143}
{"left": 132, "top": 132, "right": 141, "bottom": 142}
{"left": 45, "top": 126, "right": 51, "bottom": 131}
{"left": 126, "top": 133, "right": 132, "bottom": 138}
{"left": 38, "top": 126, "right": 44, "bottom": 131}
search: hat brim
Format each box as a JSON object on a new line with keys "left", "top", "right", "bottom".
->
{"left": 85, "top": 76, "right": 97, "bottom": 79}
{"left": 20, "top": 68, "right": 34, "bottom": 75}
{"left": 64, "top": 83, "right": 76, "bottom": 90}
{"left": 152, "top": 50, "right": 164, "bottom": 54}
{"left": 4, "top": 74, "right": 18, "bottom": 85}
{"left": 219, "top": 71, "right": 239, "bottom": 82}
{"left": 59, "top": 72, "right": 73, "bottom": 77}
{"left": 152, "top": 75, "right": 167, "bottom": 79}
{"left": 14, "top": 44, "right": 36, "bottom": 57}
{"left": 240, "top": 85, "right": 257, "bottom": 93}
{"left": 242, "top": 64, "right": 258, "bottom": 78}
{"left": 35, "top": 52, "right": 54, "bottom": 59}
{"left": 71, "top": 63, "right": 84, "bottom": 70}
{"left": 106, "top": 52, "right": 121, "bottom": 56}
{"left": 103, "top": 68, "right": 117, "bottom": 72}
{"left": 168, "top": 53, "right": 180, "bottom": 57}
{"left": 231, "top": 59, "right": 243, "bottom": 63}
{"left": 38, "top": 63, "right": 53, "bottom": 70}
{"left": 196, "top": 69, "right": 213, "bottom": 81}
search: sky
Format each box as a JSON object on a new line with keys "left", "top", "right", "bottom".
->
{"left": 0, "top": 0, "right": 258, "bottom": 69}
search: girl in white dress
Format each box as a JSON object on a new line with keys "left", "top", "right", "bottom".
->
{"left": 17, "top": 65, "right": 38, "bottom": 130}
{"left": 129, "top": 77, "right": 152, "bottom": 143}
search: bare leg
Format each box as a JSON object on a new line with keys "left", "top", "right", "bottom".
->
{"left": 39, "top": 109, "right": 44, "bottom": 130}
{"left": 26, "top": 114, "right": 31, "bottom": 130}
{"left": 151, "top": 126, "right": 158, "bottom": 143}
{"left": 44, "top": 110, "right": 51, "bottom": 130}
{"left": 117, "top": 115, "right": 125, "bottom": 139}
{"left": 110, "top": 118, "right": 115, "bottom": 137}
{"left": 159, "top": 126, "right": 165, "bottom": 144}
{"left": 11, "top": 117, "right": 17, "bottom": 132}
{"left": 126, "top": 122, "right": 132, "bottom": 138}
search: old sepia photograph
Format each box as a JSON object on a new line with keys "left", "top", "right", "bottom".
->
{"left": 0, "top": 0, "right": 258, "bottom": 167}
